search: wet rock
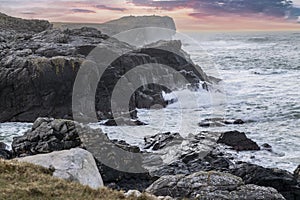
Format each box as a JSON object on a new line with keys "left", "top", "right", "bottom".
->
{"left": 12, "top": 117, "right": 82, "bottom": 157}
{"left": 146, "top": 171, "right": 285, "bottom": 199}
{"left": 217, "top": 131, "right": 260, "bottom": 151}
{"left": 103, "top": 118, "right": 148, "bottom": 126}
{"left": 262, "top": 143, "right": 272, "bottom": 151}
{"left": 230, "top": 162, "right": 300, "bottom": 200}
{"left": 199, "top": 118, "right": 245, "bottom": 127}
{"left": 143, "top": 132, "right": 231, "bottom": 177}
{"left": 16, "top": 148, "right": 103, "bottom": 189}
{"left": 144, "top": 132, "right": 184, "bottom": 151}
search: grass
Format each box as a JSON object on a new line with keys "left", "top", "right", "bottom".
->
{"left": 0, "top": 159, "right": 154, "bottom": 200}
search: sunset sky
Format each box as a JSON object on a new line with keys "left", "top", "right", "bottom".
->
{"left": 1, "top": 0, "right": 300, "bottom": 31}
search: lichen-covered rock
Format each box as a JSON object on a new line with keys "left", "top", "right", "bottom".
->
{"left": 146, "top": 171, "right": 285, "bottom": 200}
{"left": 16, "top": 148, "right": 103, "bottom": 189}
{"left": 230, "top": 162, "right": 300, "bottom": 200}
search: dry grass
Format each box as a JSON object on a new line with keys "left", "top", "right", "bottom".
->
{"left": 0, "top": 159, "right": 154, "bottom": 200}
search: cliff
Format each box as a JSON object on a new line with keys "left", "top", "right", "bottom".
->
{"left": 0, "top": 13, "right": 209, "bottom": 123}
{"left": 0, "top": 12, "right": 52, "bottom": 33}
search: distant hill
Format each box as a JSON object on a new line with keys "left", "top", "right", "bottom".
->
{"left": 53, "top": 15, "right": 176, "bottom": 36}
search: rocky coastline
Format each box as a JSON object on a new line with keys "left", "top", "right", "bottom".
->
{"left": 1, "top": 117, "right": 299, "bottom": 199}
{"left": 0, "top": 13, "right": 299, "bottom": 200}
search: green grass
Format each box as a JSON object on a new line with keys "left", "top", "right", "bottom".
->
{"left": 0, "top": 159, "right": 154, "bottom": 200}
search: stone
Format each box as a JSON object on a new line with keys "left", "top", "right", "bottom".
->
{"left": 146, "top": 171, "right": 285, "bottom": 199}
{"left": 12, "top": 118, "right": 82, "bottom": 157}
{"left": 144, "top": 132, "right": 184, "bottom": 151}
{"left": 199, "top": 118, "right": 245, "bottom": 127}
{"left": 16, "top": 148, "right": 104, "bottom": 189}
{"left": 217, "top": 131, "right": 260, "bottom": 151}
{"left": 230, "top": 162, "right": 300, "bottom": 200}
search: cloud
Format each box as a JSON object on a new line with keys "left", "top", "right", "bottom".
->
{"left": 95, "top": 4, "right": 127, "bottom": 12}
{"left": 130, "top": 0, "right": 295, "bottom": 18}
{"left": 71, "top": 8, "right": 96, "bottom": 13}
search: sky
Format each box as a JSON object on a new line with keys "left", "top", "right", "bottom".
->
{"left": 0, "top": 0, "right": 300, "bottom": 31}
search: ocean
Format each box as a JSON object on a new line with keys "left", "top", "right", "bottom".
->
{"left": 1, "top": 31, "right": 299, "bottom": 172}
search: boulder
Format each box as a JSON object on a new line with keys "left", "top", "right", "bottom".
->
{"left": 12, "top": 117, "right": 154, "bottom": 191}
{"left": 230, "top": 162, "right": 300, "bottom": 200}
{"left": 146, "top": 171, "right": 285, "bottom": 199}
{"left": 217, "top": 131, "right": 260, "bottom": 151}
{"left": 12, "top": 117, "right": 82, "bottom": 157}
{"left": 16, "top": 148, "right": 103, "bottom": 189}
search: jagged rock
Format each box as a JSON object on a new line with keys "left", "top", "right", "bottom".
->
{"left": 230, "top": 162, "right": 300, "bottom": 200}
{"left": 12, "top": 117, "right": 154, "bottom": 191}
{"left": 16, "top": 148, "right": 103, "bottom": 189}
{"left": 103, "top": 118, "right": 148, "bottom": 126}
{"left": 146, "top": 171, "right": 285, "bottom": 199}
{"left": 217, "top": 131, "right": 260, "bottom": 151}
{"left": 144, "top": 132, "right": 184, "bottom": 150}
{"left": 143, "top": 132, "right": 231, "bottom": 177}
{"left": 12, "top": 118, "right": 82, "bottom": 157}
{"left": 0, "top": 14, "right": 211, "bottom": 123}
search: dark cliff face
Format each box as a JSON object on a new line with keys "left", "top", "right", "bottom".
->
{"left": 0, "top": 14, "right": 210, "bottom": 123}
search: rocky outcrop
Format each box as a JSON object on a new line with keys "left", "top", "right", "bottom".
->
{"left": 217, "top": 131, "right": 260, "bottom": 151}
{"left": 0, "top": 14, "right": 210, "bottom": 123}
{"left": 12, "top": 117, "right": 82, "bottom": 157}
{"left": 230, "top": 162, "right": 300, "bottom": 200}
{"left": 0, "top": 12, "right": 51, "bottom": 33}
{"left": 144, "top": 132, "right": 183, "bottom": 150}
{"left": 146, "top": 171, "right": 285, "bottom": 199}
{"left": 11, "top": 117, "right": 154, "bottom": 191}
{"left": 16, "top": 148, "right": 103, "bottom": 189}
{"left": 143, "top": 131, "right": 231, "bottom": 177}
